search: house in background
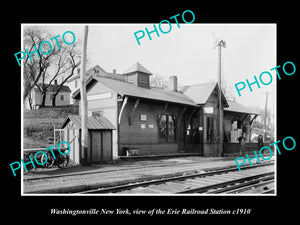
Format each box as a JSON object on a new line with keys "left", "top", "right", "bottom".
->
{"left": 26, "top": 80, "right": 71, "bottom": 109}
{"left": 67, "top": 65, "right": 125, "bottom": 104}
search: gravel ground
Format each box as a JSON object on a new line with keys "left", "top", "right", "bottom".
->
{"left": 23, "top": 155, "right": 265, "bottom": 194}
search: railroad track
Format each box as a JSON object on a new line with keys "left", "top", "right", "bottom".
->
{"left": 79, "top": 162, "right": 275, "bottom": 194}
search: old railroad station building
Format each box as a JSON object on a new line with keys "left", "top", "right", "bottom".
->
{"left": 62, "top": 63, "right": 260, "bottom": 165}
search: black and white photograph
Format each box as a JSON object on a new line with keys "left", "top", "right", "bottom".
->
{"left": 5, "top": 4, "right": 299, "bottom": 220}
{"left": 21, "top": 24, "right": 276, "bottom": 195}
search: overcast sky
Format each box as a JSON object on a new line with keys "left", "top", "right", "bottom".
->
{"left": 24, "top": 23, "right": 276, "bottom": 114}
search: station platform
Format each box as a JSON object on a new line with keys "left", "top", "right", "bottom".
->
{"left": 118, "top": 152, "right": 202, "bottom": 160}
{"left": 23, "top": 155, "right": 274, "bottom": 194}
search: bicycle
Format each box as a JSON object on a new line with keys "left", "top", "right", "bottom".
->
{"left": 41, "top": 150, "right": 69, "bottom": 169}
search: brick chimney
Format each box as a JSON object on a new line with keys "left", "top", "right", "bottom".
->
{"left": 167, "top": 76, "right": 178, "bottom": 92}
{"left": 54, "top": 79, "right": 58, "bottom": 85}
{"left": 113, "top": 69, "right": 116, "bottom": 74}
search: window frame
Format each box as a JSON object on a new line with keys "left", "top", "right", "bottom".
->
{"left": 158, "top": 114, "right": 177, "bottom": 143}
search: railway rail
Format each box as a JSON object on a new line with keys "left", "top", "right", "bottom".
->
{"left": 79, "top": 162, "right": 275, "bottom": 194}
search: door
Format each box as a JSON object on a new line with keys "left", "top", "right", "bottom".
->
{"left": 102, "top": 131, "right": 112, "bottom": 162}
{"left": 91, "top": 130, "right": 102, "bottom": 163}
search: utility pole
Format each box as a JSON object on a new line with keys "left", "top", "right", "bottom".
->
{"left": 217, "top": 40, "right": 226, "bottom": 156}
{"left": 80, "top": 25, "right": 89, "bottom": 166}
{"left": 262, "top": 92, "right": 271, "bottom": 142}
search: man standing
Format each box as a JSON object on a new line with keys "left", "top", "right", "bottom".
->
{"left": 237, "top": 133, "right": 246, "bottom": 157}
{"left": 258, "top": 134, "right": 264, "bottom": 153}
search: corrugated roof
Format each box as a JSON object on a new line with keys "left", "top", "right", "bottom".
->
{"left": 224, "top": 101, "right": 259, "bottom": 115}
{"left": 95, "top": 76, "right": 198, "bottom": 106}
{"left": 123, "top": 62, "right": 152, "bottom": 75}
{"left": 61, "top": 115, "right": 116, "bottom": 130}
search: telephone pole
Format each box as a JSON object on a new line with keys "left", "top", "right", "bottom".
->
{"left": 217, "top": 40, "right": 226, "bottom": 156}
{"left": 261, "top": 92, "right": 271, "bottom": 142}
{"left": 80, "top": 25, "right": 89, "bottom": 165}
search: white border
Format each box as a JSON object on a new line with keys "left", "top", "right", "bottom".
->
{"left": 20, "top": 23, "right": 277, "bottom": 197}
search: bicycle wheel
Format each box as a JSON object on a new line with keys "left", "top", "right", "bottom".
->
{"left": 23, "top": 153, "right": 34, "bottom": 172}
{"left": 41, "top": 152, "right": 55, "bottom": 168}
{"left": 57, "top": 154, "right": 69, "bottom": 169}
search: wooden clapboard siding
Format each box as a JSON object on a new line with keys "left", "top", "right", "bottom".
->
{"left": 119, "top": 143, "right": 178, "bottom": 156}
{"left": 118, "top": 98, "right": 185, "bottom": 155}
{"left": 126, "top": 73, "right": 137, "bottom": 86}
{"left": 125, "top": 72, "right": 150, "bottom": 88}
{"left": 137, "top": 73, "right": 150, "bottom": 88}
{"left": 84, "top": 81, "right": 118, "bottom": 159}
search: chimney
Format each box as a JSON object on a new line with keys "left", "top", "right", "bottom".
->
{"left": 77, "top": 68, "right": 80, "bottom": 74}
{"left": 113, "top": 69, "right": 116, "bottom": 74}
{"left": 54, "top": 79, "right": 58, "bottom": 85}
{"left": 167, "top": 76, "right": 178, "bottom": 92}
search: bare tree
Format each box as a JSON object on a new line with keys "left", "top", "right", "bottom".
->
{"left": 221, "top": 82, "right": 235, "bottom": 102}
{"left": 51, "top": 44, "right": 81, "bottom": 106}
{"left": 23, "top": 26, "right": 81, "bottom": 108}
{"left": 150, "top": 73, "right": 168, "bottom": 88}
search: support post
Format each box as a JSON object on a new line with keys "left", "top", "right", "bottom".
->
{"left": 80, "top": 25, "right": 89, "bottom": 166}
{"left": 217, "top": 40, "right": 226, "bottom": 157}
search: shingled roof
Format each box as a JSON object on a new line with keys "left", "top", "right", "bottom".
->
{"left": 224, "top": 101, "right": 260, "bottom": 115}
{"left": 179, "top": 82, "right": 228, "bottom": 107}
{"left": 73, "top": 76, "right": 198, "bottom": 107}
{"left": 123, "top": 62, "right": 152, "bottom": 75}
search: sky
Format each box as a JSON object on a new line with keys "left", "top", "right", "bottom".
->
{"left": 23, "top": 23, "right": 276, "bottom": 115}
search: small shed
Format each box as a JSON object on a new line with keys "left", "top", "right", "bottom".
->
{"left": 61, "top": 115, "right": 116, "bottom": 165}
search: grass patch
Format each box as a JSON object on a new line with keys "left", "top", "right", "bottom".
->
{"left": 23, "top": 105, "right": 78, "bottom": 148}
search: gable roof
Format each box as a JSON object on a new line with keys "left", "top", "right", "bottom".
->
{"left": 67, "top": 65, "right": 125, "bottom": 83}
{"left": 34, "top": 84, "right": 71, "bottom": 93}
{"left": 123, "top": 62, "right": 152, "bottom": 75}
{"left": 86, "top": 65, "right": 107, "bottom": 76}
{"left": 73, "top": 76, "right": 198, "bottom": 107}
{"left": 179, "top": 82, "right": 228, "bottom": 107}
{"left": 61, "top": 114, "right": 116, "bottom": 130}
{"left": 224, "top": 101, "right": 260, "bottom": 115}
{"left": 67, "top": 65, "right": 106, "bottom": 83}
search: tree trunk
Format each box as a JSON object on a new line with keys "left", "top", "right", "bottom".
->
{"left": 41, "top": 91, "right": 47, "bottom": 107}
{"left": 52, "top": 93, "right": 58, "bottom": 107}
{"left": 27, "top": 96, "right": 33, "bottom": 110}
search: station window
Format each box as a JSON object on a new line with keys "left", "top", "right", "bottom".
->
{"left": 158, "top": 114, "right": 177, "bottom": 142}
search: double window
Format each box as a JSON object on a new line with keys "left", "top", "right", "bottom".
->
{"left": 158, "top": 114, "right": 177, "bottom": 142}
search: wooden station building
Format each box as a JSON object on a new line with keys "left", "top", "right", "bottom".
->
{"left": 71, "top": 63, "right": 259, "bottom": 163}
